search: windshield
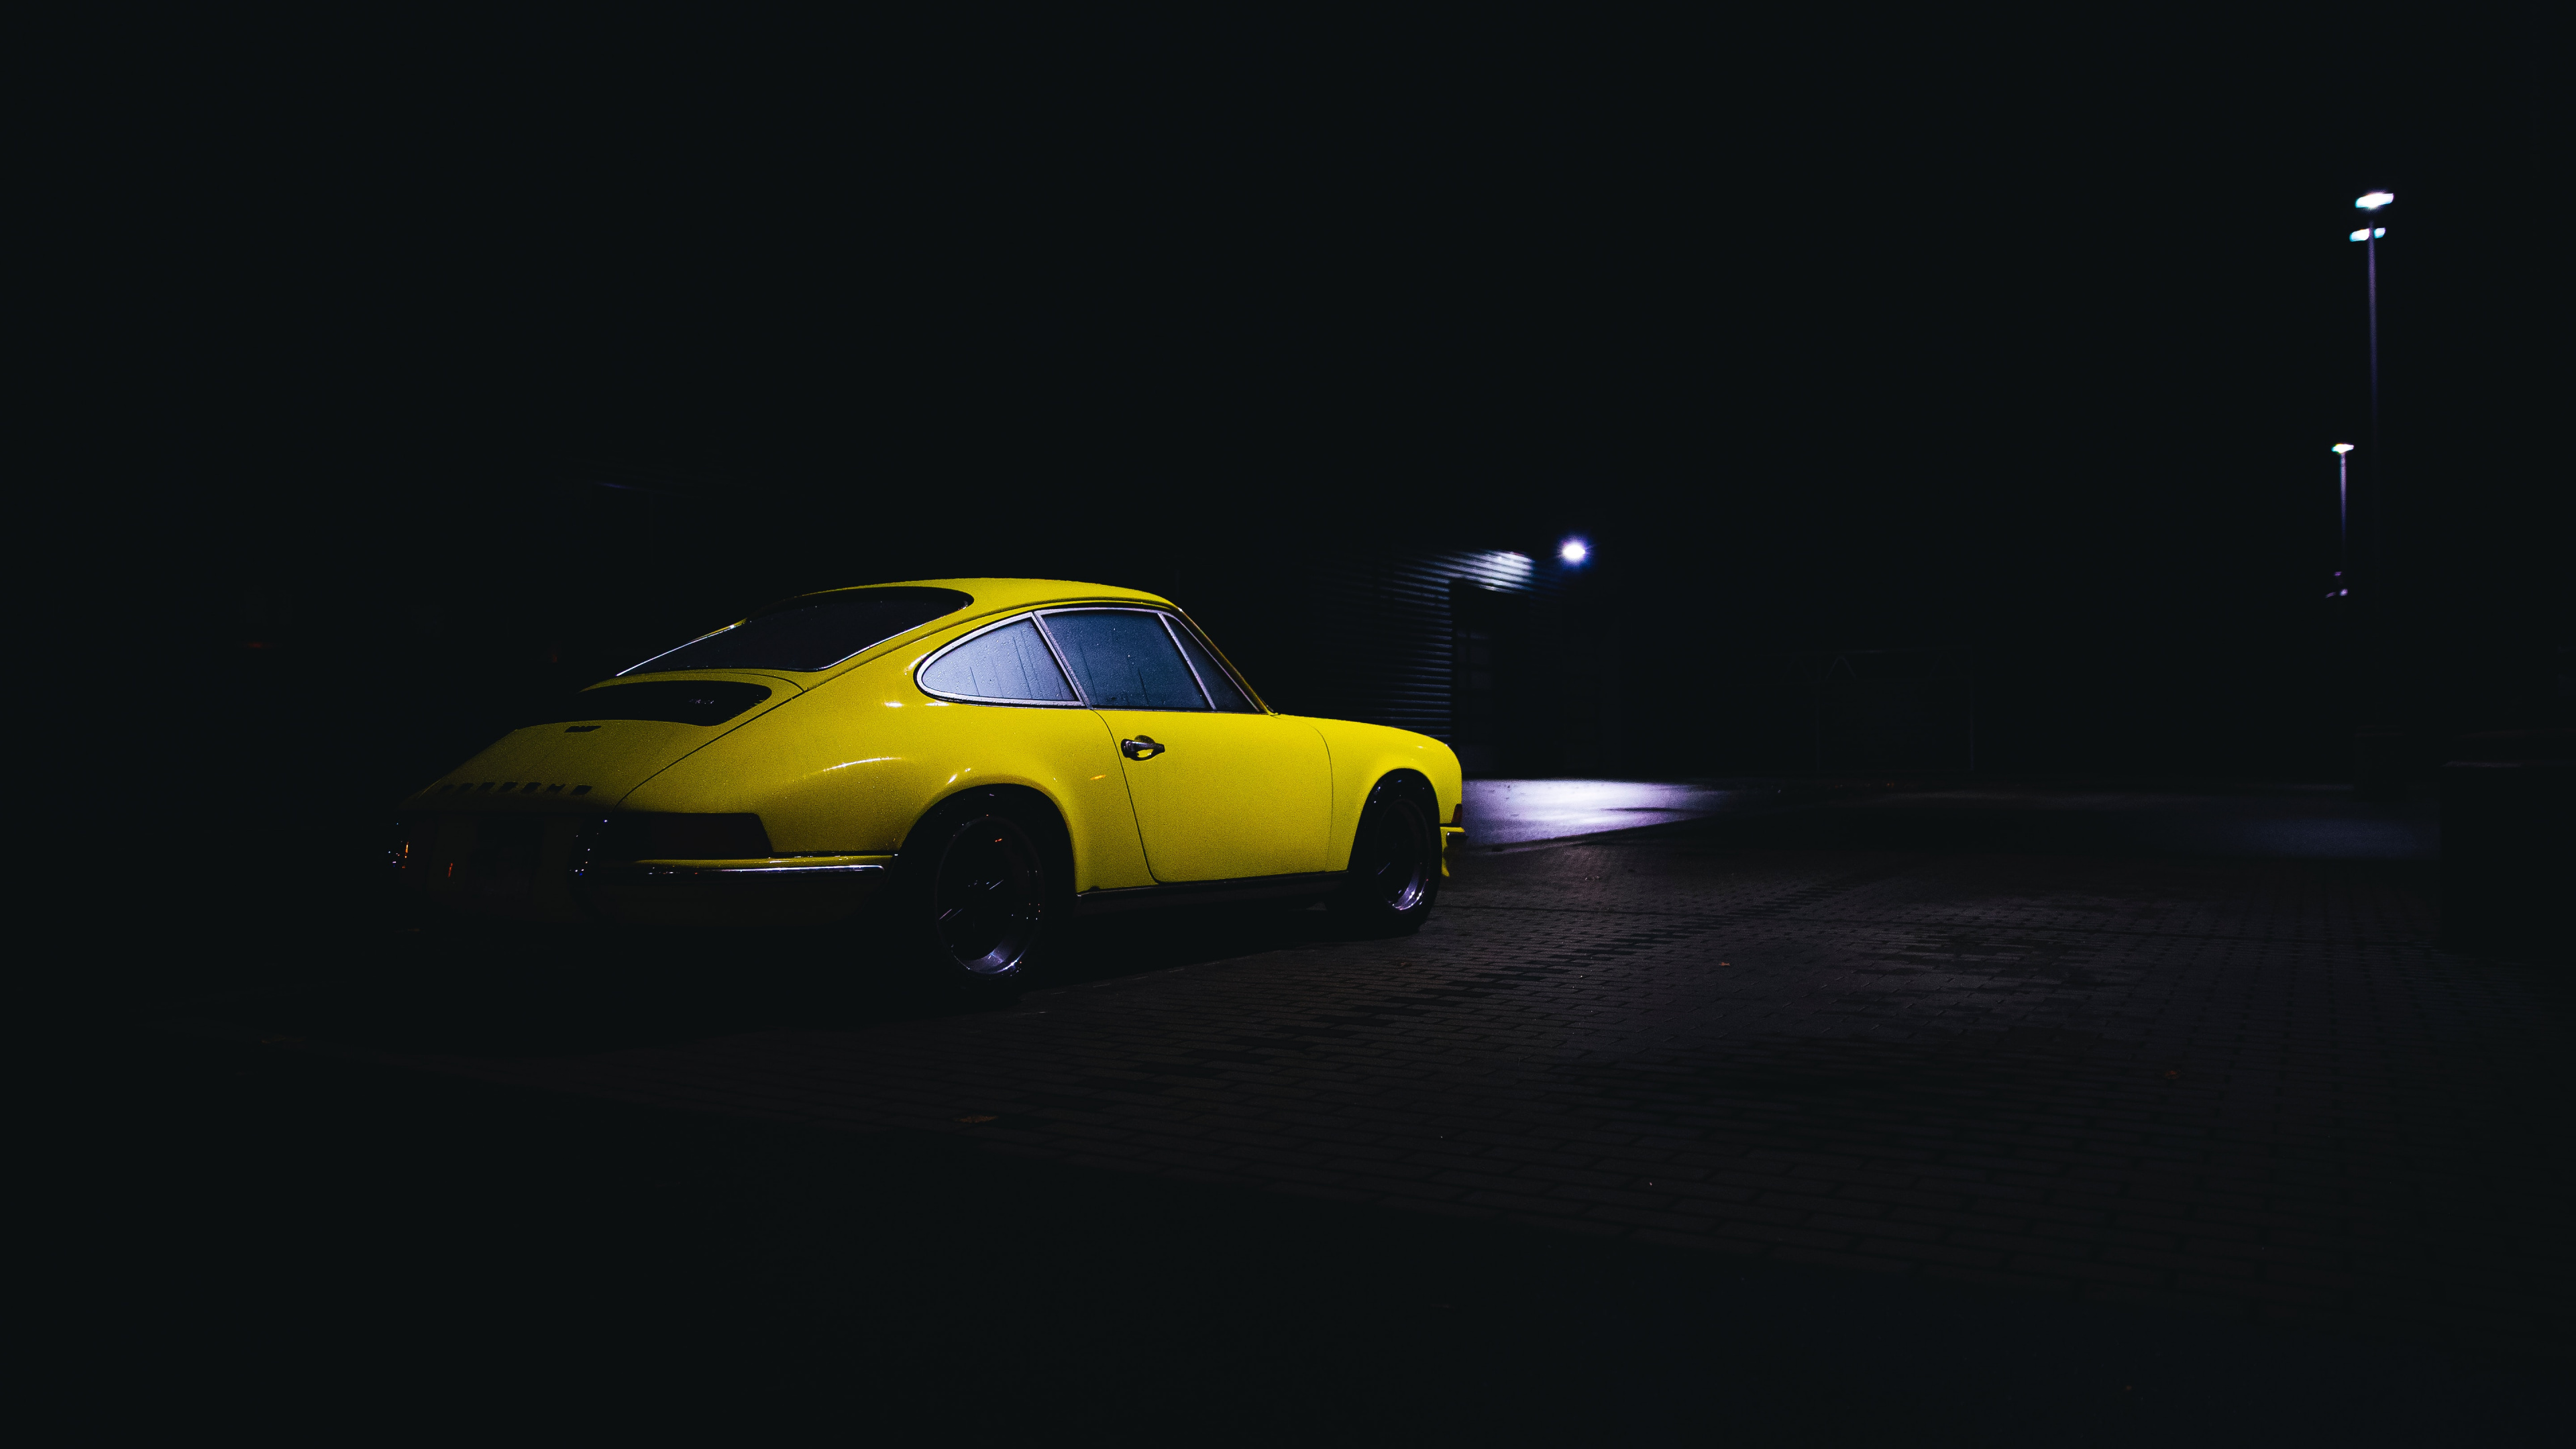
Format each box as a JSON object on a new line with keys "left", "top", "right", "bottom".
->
{"left": 623, "top": 587, "right": 973, "bottom": 674}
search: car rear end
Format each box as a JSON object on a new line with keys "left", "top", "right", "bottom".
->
{"left": 391, "top": 672, "right": 887, "bottom": 929}
{"left": 392, "top": 804, "right": 892, "bottom": 928}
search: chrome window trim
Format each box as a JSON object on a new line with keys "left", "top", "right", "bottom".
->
{"left": 1157, "top": 612, "right": 1222, "bottom": 710}
{"left": 1155, "top": 611, "right": 1267, "bottom": 715}
{"left": 914, "top": 612, "right": 1088, "bottom": 708}
{"left": 1032, "top": 605, "right": 1246, "bottom": 714}
{"left": 914, "top": 604, "right": 1270, "bottom": 714}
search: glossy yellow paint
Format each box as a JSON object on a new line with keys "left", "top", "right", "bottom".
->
{"left": 417, "top": 672, "right": 806, "bottom": 812}
{"left": 1099, "top": 708, "right": 1332, "bottom": 880}
{"left": 1300, "top": 714, "right": 1468, "bottom": 869}
{"left": 402, "top": 579, "right": 1464, "bottom": 924}
{"left": 631, "top": 681, "right": 1154, "bottom": 890}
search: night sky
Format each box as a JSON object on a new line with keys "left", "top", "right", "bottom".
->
{"left": 95, "top": 5, "right": 2556, "bottom": 792}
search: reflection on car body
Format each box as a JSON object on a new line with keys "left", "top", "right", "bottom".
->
{"left": 395, "top": 579, "right": 1464, "bottom": 989}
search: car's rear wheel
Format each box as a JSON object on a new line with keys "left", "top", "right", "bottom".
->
{"left": 1328, "top": 775, "right": 1440, "bottom": 936}
{"left": 889, "top": 790, "right": 1065, "bottom": 996}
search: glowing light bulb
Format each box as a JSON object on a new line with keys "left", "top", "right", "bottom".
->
{"left": 1559, "top": 539, "right": 1589, "bottom": 564}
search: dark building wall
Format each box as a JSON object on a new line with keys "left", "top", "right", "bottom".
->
{"left": 1152, "top": 545, "right": 1615, "bottom": 778}
{"left": 1702, "top": 649, "right": 1979, "bottom": 775}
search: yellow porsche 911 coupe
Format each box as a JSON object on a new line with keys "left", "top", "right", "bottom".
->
{"left": 394, "top": 580, "right": 1464, "bottom": 989}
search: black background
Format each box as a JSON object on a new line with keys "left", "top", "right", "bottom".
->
{"left": 50, "top": 16, "right": 2565, "bottom": 1424}
{"left": 70, "top": 5, "right": 2561, "bottom": 825}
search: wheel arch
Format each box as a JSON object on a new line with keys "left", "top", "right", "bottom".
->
{"left": 1366, "top": 766, "right": 1440, "bottom": 809}
{"left": 1301, "top": 718, "right": 1462, "bottom": 871}
{"left": 906, "top": 781, "right": 1079, "bottom": 893}
{"left": 1329, "top": 765, "right": 1436, "bottom": 869}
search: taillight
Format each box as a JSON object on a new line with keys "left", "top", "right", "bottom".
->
{"left": 390, "top": 814, "right": 438, "bottom": 875}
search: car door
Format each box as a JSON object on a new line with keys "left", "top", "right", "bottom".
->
{"left": 1040, "top": 608, "right": 1332, "bottom": 882}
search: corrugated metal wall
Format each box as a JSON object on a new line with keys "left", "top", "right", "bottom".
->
{"left": 1150, "top": 541, "right": 1611, "bottom": 776}
{"left": 1289, "top": 547, "right": 1554, "bottom": 741}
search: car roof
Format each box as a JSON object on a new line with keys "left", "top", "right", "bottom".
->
{"left": 610, "top": 580, "right": 1191, "bottom": 689}
{"left": 782, "top": 578, "right": 1177, "bottom": 616}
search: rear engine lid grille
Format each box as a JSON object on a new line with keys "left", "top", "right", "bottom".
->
{"left": 532, "top": 680, "right": 773, "bottom": 728}
{"left": 428, "top": 780, "right": 593, "bottom": 799}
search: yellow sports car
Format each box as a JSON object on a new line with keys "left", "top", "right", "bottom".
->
{"left": 394, "top": 579, "right": 1464, "bottom": 989}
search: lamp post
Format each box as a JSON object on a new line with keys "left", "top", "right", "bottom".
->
{"left": 2328, "top": 443, "right": 2354, "bottom": 598}
{"left": 2349, "top": 191, "right": 2393, "bottom": 576}
{"left": 2343, "top": 193, "right": 2404, "bottom": 797}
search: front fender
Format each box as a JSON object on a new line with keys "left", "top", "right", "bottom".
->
{"left": 1294, "top": 717, "right": 1464, "bottom": 870}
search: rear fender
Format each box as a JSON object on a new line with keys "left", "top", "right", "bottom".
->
{"left": 616, "top": 665, "right": 1155, "bottom": 893}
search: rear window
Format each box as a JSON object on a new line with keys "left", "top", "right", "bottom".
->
{"left": 918, "top": 618, "right": 1078, "bottom": 702}
{"left": 623, "top": 586, "right": 972, "bottom": 675}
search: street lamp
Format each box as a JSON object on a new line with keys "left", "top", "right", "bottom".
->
{"left": 2349, "top": 192, "right": 2392, "bottom": 474}
{"left": 2341, "top": 194, "right": 2398, "bottom": 786}
{"left": 2329, "top": 444, "right": 2356, "bottom": 597}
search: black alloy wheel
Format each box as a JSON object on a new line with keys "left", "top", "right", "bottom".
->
{"left": 891, "top": 792, "right": 1064, "bottom": 994}
{"left": 928, "top": 812, "right": 1049, "bottom": 977}
{"left": 1331, "top": 777, "right": 1440, "bottom": 934}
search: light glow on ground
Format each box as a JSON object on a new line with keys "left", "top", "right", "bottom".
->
{"left": 1462, "top": 779, "right": 1741, "bottom": 847}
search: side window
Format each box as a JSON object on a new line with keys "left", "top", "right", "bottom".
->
{"left": 1167, "top": 621, "right": 1260, "bottom": 713}
{"left": 1042, "top": 610, "right": 1209, "bottom": 710}
{"left": 918, "top": 619, "right": 1077, "bottom": 702}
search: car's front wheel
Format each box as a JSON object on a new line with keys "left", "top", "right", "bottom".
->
{"left": 1328, "top": 775, "right": 1441, "bottom": 936}
{"left": 888, "top": 790, "right": 1064, "bottom": 996}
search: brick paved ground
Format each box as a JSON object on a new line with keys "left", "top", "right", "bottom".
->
{"left": 250, "top": 808, "right": 2571, "bottom": 1358}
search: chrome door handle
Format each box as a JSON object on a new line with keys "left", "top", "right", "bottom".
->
{"left": 1121, "top": 736, "right": 1165, "bottom": 760}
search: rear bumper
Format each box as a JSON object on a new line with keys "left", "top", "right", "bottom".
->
{"left": 393, "top": 812, "right": 892, "bottom": 927}
{"left": 579, "top": 857, "right": 891, "bottom": 927}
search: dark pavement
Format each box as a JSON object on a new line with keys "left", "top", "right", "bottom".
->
{"left": 96, "top": 783, "right": 2567, "bottom": 1440}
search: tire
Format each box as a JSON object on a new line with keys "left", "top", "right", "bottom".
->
{"left": 1328, "top": 775, "right": 1441, "bottom": 936}
{"left": 887, "top": 790, "right": 1067, "bottom": 996}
